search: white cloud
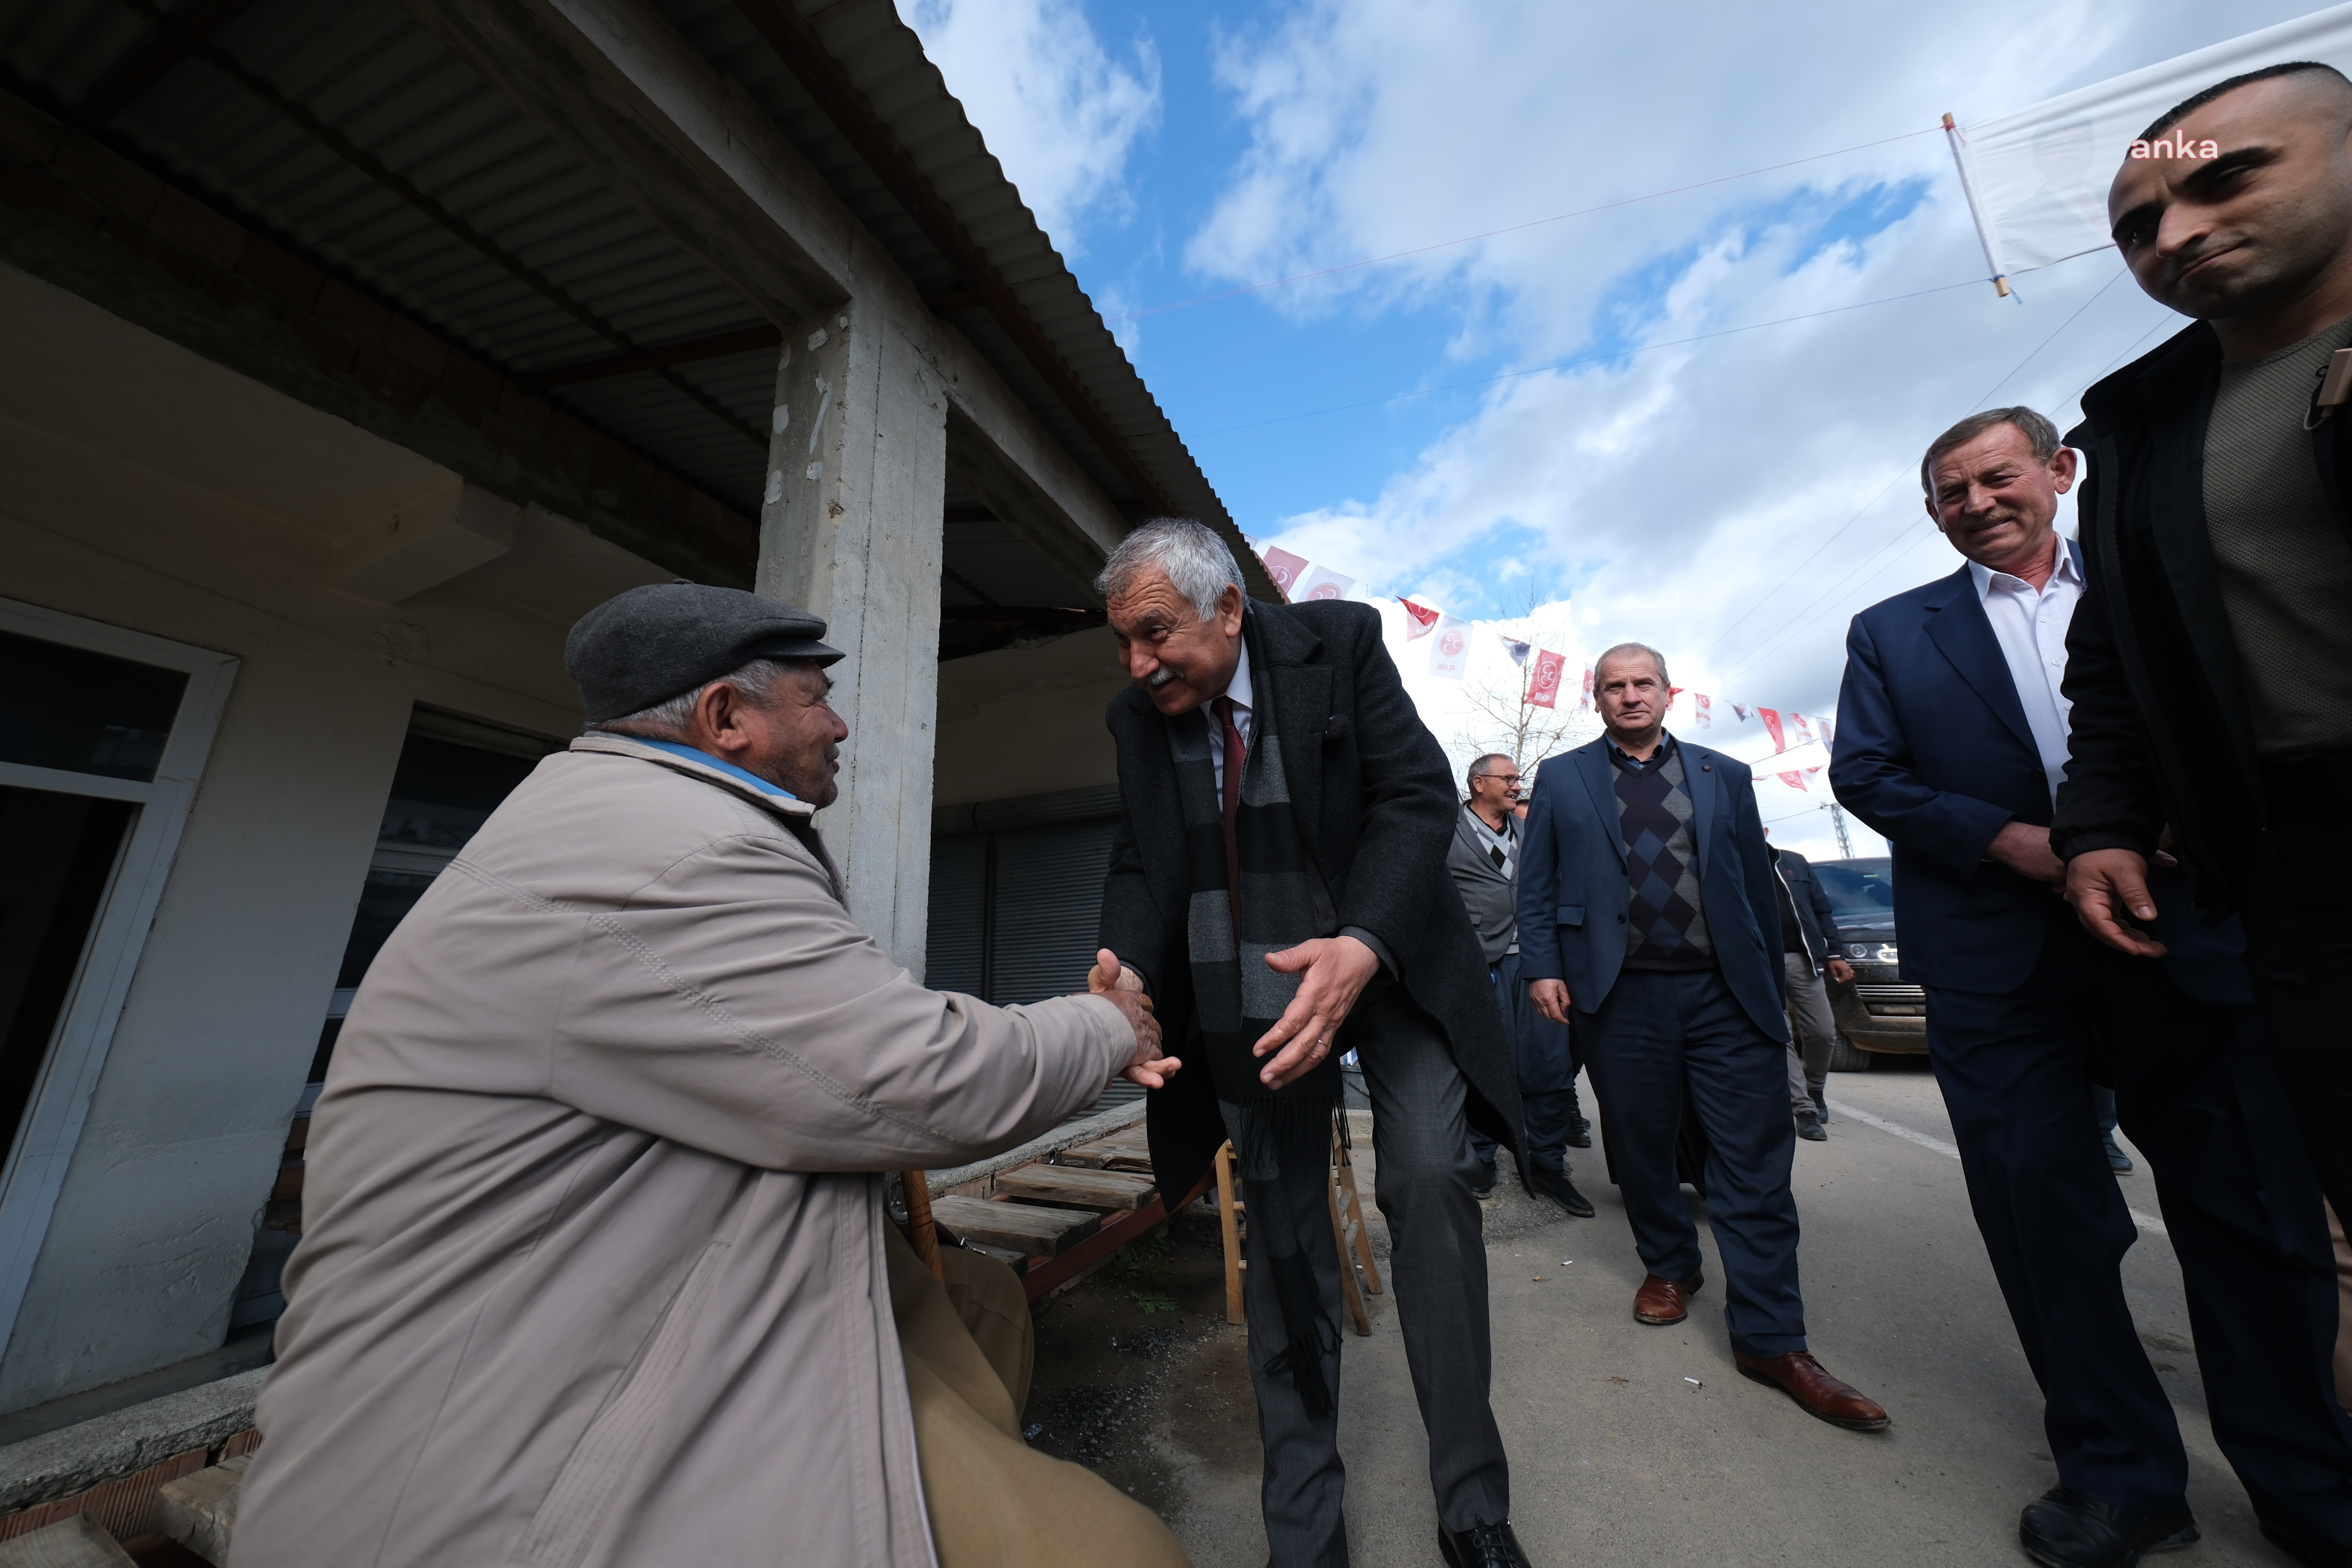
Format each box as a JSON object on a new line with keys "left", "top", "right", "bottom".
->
{"left": 902, "top": 0, "right": 1161, "bottom": 256}
{"left": 1197, "top": 0, "right": 2301, "bottom": 858}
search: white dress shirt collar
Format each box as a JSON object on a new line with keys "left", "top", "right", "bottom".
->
{"left": 1966, "top": 537, "right": 2084, "bottom": 806}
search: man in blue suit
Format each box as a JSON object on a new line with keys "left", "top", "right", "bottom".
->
{"left": 1832, "top": 407, "right": 2352, "bottom": 1568}
{"left": 1518, "top": 644, "right": 1887, "bottom": 1432}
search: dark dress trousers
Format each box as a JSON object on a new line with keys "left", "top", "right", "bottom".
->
{"left": 1516, "top": 735, "right": 1808, "bottom": 1359}
{"left": 1832, "top": 564, "right": 2352, "bottom": 1536}
{"left": 2057, "top": 321, "right": 2352, "bottom": 1229}
{"left": 1446, "top": 809, "right": 1579, "bottom": 1173}
{"left": 1098, "top": 599, "right": 1523, "bottom": 1565}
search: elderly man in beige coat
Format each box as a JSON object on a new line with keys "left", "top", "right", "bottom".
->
{"left": 232, "top": 583, "right": 1188, "bottom": 1568}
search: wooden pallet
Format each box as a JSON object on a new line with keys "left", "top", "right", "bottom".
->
{"left": 995, "top": 1165, "right": 1156, "bottom": 1211}
{"left": 1052, "top": 1126, "right": 1153, "bottom": 1173}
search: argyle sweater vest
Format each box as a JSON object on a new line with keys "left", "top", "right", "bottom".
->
{"left": 1609, "top": 737, "right": 1715, "bottom": 972}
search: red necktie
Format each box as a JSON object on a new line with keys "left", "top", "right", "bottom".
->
{"left": 1214, "top": 695, "right": 1245, "bottom": 924}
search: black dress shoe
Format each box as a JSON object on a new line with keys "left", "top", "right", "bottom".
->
{"left": 2262, "top": 1518, "right": 2352, "bottom": 1567}
{"left": 1470, "top": 1162, "right": 1497, "bottom": 1198}
{"left": 1810, "top": 1088, "right": 1829, "bottom": 1123}
{"left": 2019, "top": 1487, "right": 2196, "bottom": 1568}
{"left": 1529, "top": 1163, "right": 1595, "bottom": 1217}
{"left": 1795, "top": 1108, "right": 1827, "bottom": 1141}
{"left": 1439, "top": 1519, "right": 1531, "bottom": 1567}
{"left": 1566, "top": 1114, "right": 1592, "bottom": 1149}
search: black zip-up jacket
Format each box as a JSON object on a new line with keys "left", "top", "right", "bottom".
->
{"left": 2055, "top": 319, "right": 2352, "bottom": 914}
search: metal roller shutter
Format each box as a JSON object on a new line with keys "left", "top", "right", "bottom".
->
{"left": 925, "top": 834, "right": 988, "bottom": 995}
{"left": 988, "top": 821, "right": 1117, "bottom": 1004}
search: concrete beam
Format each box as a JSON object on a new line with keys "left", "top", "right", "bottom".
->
{"left": 758, "top": 308, "right": 946, "bottom": 971}
{"left": 328, "top": 483, "right": 518, "bottom": 603}
{"left": 398, "top": 0, "right": 853, "bottom": 324}
{"left": 400, "top": 0, "right": 1130, "bottom": 569}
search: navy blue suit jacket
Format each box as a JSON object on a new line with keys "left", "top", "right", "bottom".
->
{"left": 1828, "top": 548, "right": 2078, "bottom": 994}
{"left": 1516, "top": 735, "right": 1790, "bottom": 1043}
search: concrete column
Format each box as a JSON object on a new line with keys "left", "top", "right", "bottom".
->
{"left": 756, "top": 302, "right": 947, "bottom": 974}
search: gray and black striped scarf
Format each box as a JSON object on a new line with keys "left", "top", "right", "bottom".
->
{"left": 1169, "top": 609, "right": 1343, "bottom": 1412}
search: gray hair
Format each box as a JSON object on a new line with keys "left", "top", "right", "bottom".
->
{"left": 1919, "top": 407, "right": 2062, "bottom": 496}
{"left": 1594, "top": 642, "right": 1670, "bottom": 687}
{"left": 593, "top": 657, "right": 811, "bottom": 740}
{"left": 1095, "top": 517, "right": 1244, "bottom": 619}
{"left": 1467, "top": 752, "right": 1514, "bottom": 782}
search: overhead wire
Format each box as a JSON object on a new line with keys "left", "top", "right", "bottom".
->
{"left": 1107, "top": 126, "right": 1945, "bottom": 324}
{"left": 1711, "top": 266, "right": 2136, "bottom": 683}
{"left": 1194, "top": 275, "right": 1988, "bottom": 437}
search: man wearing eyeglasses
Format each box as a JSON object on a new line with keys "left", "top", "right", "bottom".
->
{"left": 1449, "top": 755, "right": 1593, "bottom": 1215}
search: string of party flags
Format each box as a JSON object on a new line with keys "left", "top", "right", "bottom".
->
{"left": 1254, "top": 543, "right": 1836, "bottom": 792}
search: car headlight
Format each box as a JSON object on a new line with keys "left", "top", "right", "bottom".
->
{"left": 1874, "top": 943, "right": 1899, "bottom": 963}
{"left": 1846, "top": 943, "right": 1869, "bottom": 959}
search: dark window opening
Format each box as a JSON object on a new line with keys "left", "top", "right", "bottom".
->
{"left": 0, "top": 631, "right": 188, "bottom": 783}
{"left": 0, "top": 787, "right": 136, "bottom": 1160}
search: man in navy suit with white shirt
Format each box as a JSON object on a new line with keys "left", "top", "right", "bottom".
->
{"left": 1832, "top": 407, "right": 2352, "bottom": 1568}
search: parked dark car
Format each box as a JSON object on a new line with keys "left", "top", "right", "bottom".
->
{"left": 1810, "top": 856, "right": 1924, "bottom": 1064}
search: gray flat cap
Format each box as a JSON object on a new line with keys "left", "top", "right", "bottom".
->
{"left": 566, "top": 580, "right": 842, "bottom": 724}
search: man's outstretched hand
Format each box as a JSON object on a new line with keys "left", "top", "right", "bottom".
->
{"left": 1529, "top": 977, "right": 1573, "bottom": 1025}
{"left": 2065, "top": 850, "right": 2168, "bottom": 959}
{"left": 1088, "top": 949, "right": 1182, "bottom": 1089}
{"left": 1251, "top": 934, "right": 1381, "bottom": 1091}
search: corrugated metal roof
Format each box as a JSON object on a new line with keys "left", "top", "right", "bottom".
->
{"left": 0, "top": 0, "right": 1267, "bottom": 595}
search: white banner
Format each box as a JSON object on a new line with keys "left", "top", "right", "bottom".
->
{"left": 1292, "top": 565, "right": 1357, "bottom": 602}
{"left": 1952, "top": 5, "right": 2352, "bottom": 276}
{"left": 1429, "top": 617, "right": 1472, "bottom": 681}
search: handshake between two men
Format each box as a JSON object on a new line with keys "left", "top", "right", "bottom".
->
{"left": 1084, "top": 934, "right": 1386, "bottom": 1092}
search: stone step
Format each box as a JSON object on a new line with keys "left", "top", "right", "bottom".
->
{"left": 994, "top": 1166, "right": 1156, "bottom": 1212}
{"left": 927, "top": 1195, "right": 1099, "bottom": 1256}
{"left": 0, "top": 1516, "right": 135, "bottom": 1567}
{"left": 155, "top": 1455, "right": 245, "bottom": 1566}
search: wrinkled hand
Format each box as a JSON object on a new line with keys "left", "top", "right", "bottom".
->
{"left": 1088, "top": 949, "right": 1181, "bottom": 1088}
{"left": 1529, "top": 977, "right": 1573, "bottom": 1026}
{"left": 1826, "top": 958, "right": 1856, "bottom": 984}
{"left": 1251, "top": 935, "right": 1380, "bottom": 1090}
{"left": 1986, "top": 819, "right": 2065, "bottom": 886}
{"left": 2065, "top": 850, "right": 2168, "bottom": 959}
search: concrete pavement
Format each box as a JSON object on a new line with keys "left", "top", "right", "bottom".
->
{"left": 1154, "top": 1059, "right": 2306, "bottom": 1568}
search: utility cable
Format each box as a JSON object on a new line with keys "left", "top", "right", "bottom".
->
{"left": 1712, "top": 266, "right": 2133, "bottom": 682}
{"left": 1194, "top": 274, "right": 1986, "bottom": 438}
{"left": 1109, "top": 125, "right": 1944, "bottom": 323}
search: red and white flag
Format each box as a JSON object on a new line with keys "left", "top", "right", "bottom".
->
{"left": 1398, "top": 598, "right": 1441, "bottom": 640}
{"left": 1429, "top": 617, "right": 1472, "bottom": 681}
{"left": 1694, "top": 693, "right": 1713, "bottom": 728}
{"left": 1260, "top": 547, "right": 1307, "bottom": 599}
{"left": 1525, "top": 648, "right": 1566, "bottom": 709}
{"left": 1775, "top": 766, "right": 1822, "bottom": 792}
{"left": 1580, "top": 666, "right": 1596, "bottom": 710}
{"left": 1758, "top": 707, "right": 1787, "bottom": 753}
{"left": 1816, "top": 715, "right": 1835, "bottom": 747}
{"left": 1790, "top": 713, "right": 1816, "bottom": 748}
{"left": 1294, "top": 564, "right": 1356, "bottom": 602}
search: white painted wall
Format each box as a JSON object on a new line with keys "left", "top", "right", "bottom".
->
{"left": 0, "top": 265, "right": 666, "bottom": 1409}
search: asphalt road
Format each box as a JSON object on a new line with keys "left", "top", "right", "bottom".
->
{"left": 1152, "top": 1058, "right": 2309, "bottom": 1568}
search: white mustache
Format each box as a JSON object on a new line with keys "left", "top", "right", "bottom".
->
{"left": 1145, "top": 667, "right": 1176, "bottom": 688}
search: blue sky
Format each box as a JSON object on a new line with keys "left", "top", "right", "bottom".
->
{"left": 906, "top": 0, "right": 2317, "bottom": 856}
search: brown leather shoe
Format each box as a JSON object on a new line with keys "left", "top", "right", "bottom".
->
{"left": 1735, "top": 1350, "right": 1890, "bottom": 1431}
{"left": 1632, "top": 1270, "right": 1702, "bottom": 1325}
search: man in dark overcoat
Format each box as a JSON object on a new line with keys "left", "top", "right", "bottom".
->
{"left": 1089, "top": 518, "right": 1531, "bottom": 1568}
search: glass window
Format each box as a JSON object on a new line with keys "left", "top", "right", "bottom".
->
{"left": 1813, "top": 858, "right": 1896, "bottom": 928}
{"left": 377, "top": 735, "right": 539, "bottom": 849}
{"left": 0, "top": 630, "right": 188, "bottom": 782}
{"left": 0, "top": 787, "right": 137, "bottom": 1155}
